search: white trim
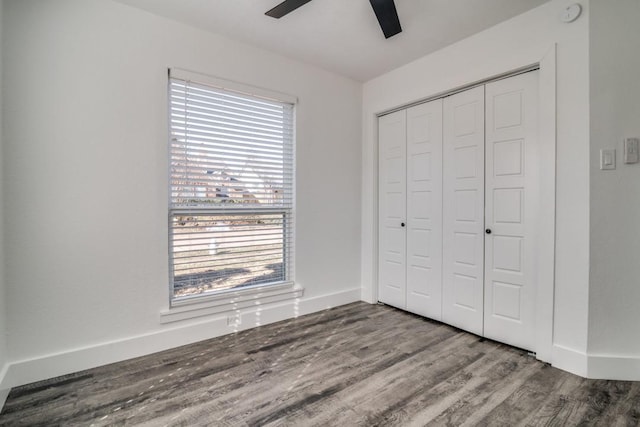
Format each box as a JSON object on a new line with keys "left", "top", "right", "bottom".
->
{"left": 0, "top": 363, "right": 10, "bottom": 411}
{"left": 1, "top": 288, "right": 360, "bottom": 390}
{"left": 587, "top": 353, "right": 640, "bottom": 381}
{"left": 534, "top": 44, "right": 557, "bottom": 364}
{"left": 170, "top": 68, "right": 298, "bottom": 105}
{"left": 362, "top": 112, "right": 380, "bottom": 305}
{"left": 552, "top": 344, "right": 588, "bottom": 378}
{"left": 377, "top": 64, "right": 540, "bottom": 118}
{"left": 0, "top": 389, "right": 8, "bottom": 414}
{"left": 549, "top": 347, "right": 640, "bottom": 381}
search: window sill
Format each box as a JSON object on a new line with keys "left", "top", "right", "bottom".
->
{"left": 159, "top": 282, "right": 303, "bottom": 324}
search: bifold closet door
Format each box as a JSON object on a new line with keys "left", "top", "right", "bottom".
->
{"left": 483, "top": 71, "right": 538, "bottom": 351}
{"left": 442, "top": 86, "right": 485, "bottom": 336}
{"left": 378, "top": 100, "right": 443, "bottom": 316}
{"left": 380, "top": 71, "right": 539, "bottom": 351}
{"left": 406, "top": 100, "right": 443, "bottom": 319}
{"left": 378, "top": 110, "right": 407, "bottom": 309}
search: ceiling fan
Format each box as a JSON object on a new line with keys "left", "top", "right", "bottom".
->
{"left": 265, "top": 0, "right": 402, "bottom": 39}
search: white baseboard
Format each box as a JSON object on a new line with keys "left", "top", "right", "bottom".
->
{"left": 0, "top": 363, "right": 9, "bottom": 411}
{"left": 551, "top": 344, "right": 640, "bottom": 380}
{"left": 2, "top": 287, "right": 361, "bottom": 390}
{"left": 0, "top": 389, "right": 8, "bottom": 414}
{"left": 7, "top": 289, "right": 640, "bottom": 397}
{"left": 587, "top": 353, "right": 640, "bottom": 380}
{"left": 551, "top": 344, "right": 588, "bottom": 377}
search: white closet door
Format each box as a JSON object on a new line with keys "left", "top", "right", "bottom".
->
{"left": 484, "top": 71, "right": 539, "bottom": 351}
{"left": 442, "top": 86, "right": 485, "bottom": 335}
{"left": 378, "top": 110, "right": 407, "bottom": 309}
{"left": 406, "top": 100, "right": 443, "bottom": 319}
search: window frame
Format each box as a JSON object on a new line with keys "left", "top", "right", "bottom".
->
{"left": 167, "top": 68, "right": 297, "bottom": 308}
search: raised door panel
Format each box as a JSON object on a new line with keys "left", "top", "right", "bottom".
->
{"left": 442, "top": 86, "right": 485, "bottom": 335}
{"left": 378, "top": 110, "right": 407, "bottom": 309}
{"left": 484, "top": 71, "right": 538, "bottom": 351}
{"left": 406, "top": 99, "right": 443, "bottom": 320}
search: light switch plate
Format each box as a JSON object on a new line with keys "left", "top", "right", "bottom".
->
{"left": 600, "top": 149, "right": 616, "bottom": 170}
{"left": 624, "top": 138, "right": 639, "bottom": 164}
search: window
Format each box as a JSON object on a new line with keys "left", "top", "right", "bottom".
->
{"left": 168, "top": 70, "right": 294, "bottom": 304}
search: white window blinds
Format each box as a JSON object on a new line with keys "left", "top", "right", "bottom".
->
{"left": 169, "top": 70, "right": 295, "bottom": 302}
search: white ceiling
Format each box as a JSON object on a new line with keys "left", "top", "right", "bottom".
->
{"left": 114, "top": 0, "right": 550, "bottom": 82}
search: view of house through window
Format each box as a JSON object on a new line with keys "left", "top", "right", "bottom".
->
{"left": 169, "top": 72, "right": 294, "bottom": 301}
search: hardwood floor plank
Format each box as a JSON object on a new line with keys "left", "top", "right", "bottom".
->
{"left": 518, "top": 371, "right": 587, "bottom": 426}
{"left": 424, "top": 351, "right": 541, "bottom": 426}
{"left": 575, "top": 380, "right": 635, "bottom": 426}
{"left": 342, "top": 334, "right": 481, "bottom": 410}
{"left": 599, "top": 382, "right": 640, "bottom": 427}
{"left": 472, "top": 363, "right": 564, "bottom": 426}
{"left": 402, "top": 344, "right": 513, "bottom": 426}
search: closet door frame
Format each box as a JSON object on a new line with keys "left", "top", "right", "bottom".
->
{"left": 372, "top": 46, "right": 557, "bottom": 362}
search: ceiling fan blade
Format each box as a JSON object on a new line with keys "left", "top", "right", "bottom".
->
{"left": 265, "top": 0, "right": 313, "bottom": 18}
{"left": 369, "top": 0, "right": 402, "bottom": 39}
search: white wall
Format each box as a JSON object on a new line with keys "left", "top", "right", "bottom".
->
{"left": 361, "top": 0, "right": 591, "bottom": 372}
{"left": 1, "top": 0, "right": 361, "bottom": 387}
{"left": 0, "top": 0, "right": 9, "bottom": 406}
{"left": 588, "top": 0, "right": 640, "bottom": 376}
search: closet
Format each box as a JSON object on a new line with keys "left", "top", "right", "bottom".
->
{"left": 378, "top": 70, "right": 539, "bottom": 352}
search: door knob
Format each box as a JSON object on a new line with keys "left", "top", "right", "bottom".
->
{"left": 485, "top": 228, "right": 492, "bottom": 234}
{"left": 401, "top": 222, "right": 406, "bottom": 227}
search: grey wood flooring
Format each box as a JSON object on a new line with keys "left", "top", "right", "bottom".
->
{"left": 1, "top": 302, "right": 639, "bottom": 426}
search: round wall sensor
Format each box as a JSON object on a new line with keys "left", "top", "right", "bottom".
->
{"left": 561, "top": 3, "right": 582, "bottom": 23}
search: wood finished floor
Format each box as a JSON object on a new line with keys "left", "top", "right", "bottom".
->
{"left": 2, "top": 302, "right": 640, "bottom": 426}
